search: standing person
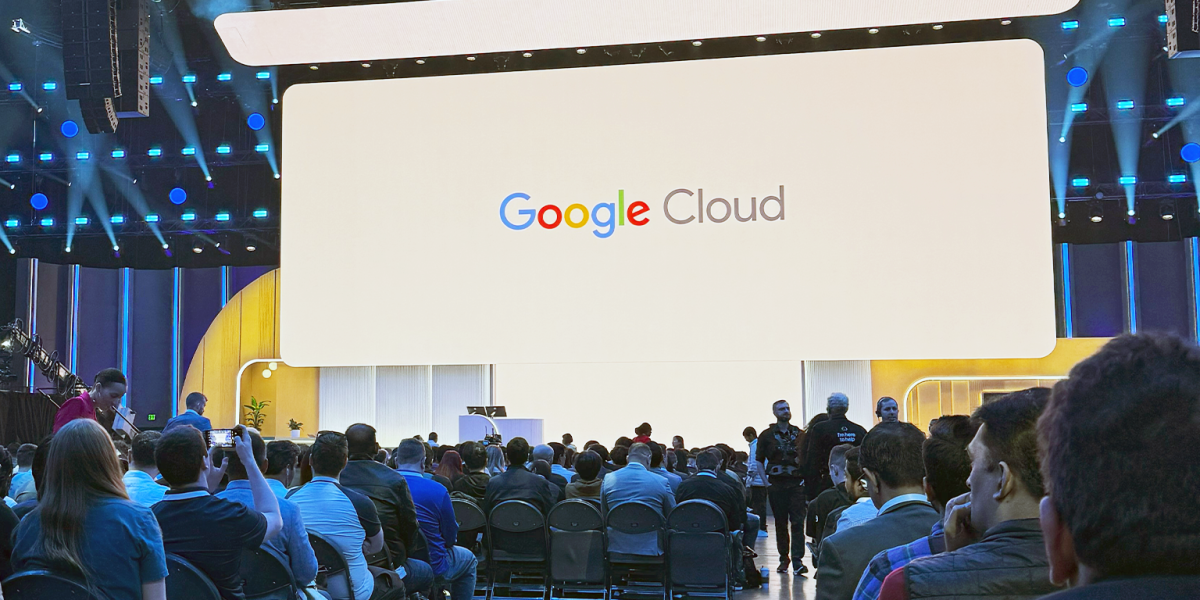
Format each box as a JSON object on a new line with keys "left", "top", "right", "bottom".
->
{"left": 123, "top": 431, "right": 168, "bottom": 506}
{"left": 804, "top": 393, "right": 868, "bottom": 501}
{"left": 876, "top": 398, "right": 900, "bottom": 424}
{"left": 562, "top": 434, "right": 577, "bottom": 452}
{"left": 671, "top": 436, "right": 685, "bottom": 451}
{"left": 756, "top": 399, "right": 809, "bottom": 575}
{"left": 744, "top": 427, "right": 767, "bottom": 536}
{"left": 52, "top": 368, "right": 126, "bottom": 434}
{"left": 428, "top": 433, "right": 439, "bottom": 448}
{"left": 164, "top": 392, "right": 213, "bottom": 433}
{"left": 632, "top": 423, "right": 653, "bottom": 445}
{"left": 11, "top": 419, "right": 168, "bottom": 599}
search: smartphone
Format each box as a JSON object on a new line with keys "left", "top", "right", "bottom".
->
{"left": 207, "top": 429, "right": 235, "bottom": 449}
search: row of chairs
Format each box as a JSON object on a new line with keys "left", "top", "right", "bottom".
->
{"left": 454, "top": 498, "right": 739, "bottom": 600}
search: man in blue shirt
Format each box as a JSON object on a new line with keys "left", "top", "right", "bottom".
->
{"left": 123, "top": 431, "right": 168, "bottom": 506}
{"left": 9, "top": 444, "right": 36, "bottom": 502}
{"left": 395, "top": 439, "right": 479, "bottom": 600}
{"left": 601, "top": 443, "right": 676, "bottom": 556}
{"left": 164, "top": 392, "right": 214, "bottom": 433}
{"left": 219, "top": 429, "right": 318, "bottom": 599}
{"left": 647, "top": 443, "right": 682, "bottom": 493}
{"left": 266, "top": 440, "right": 301, "bottom": 499}
{"left": 153, "top": 424, "right": 283, "bottom": 600}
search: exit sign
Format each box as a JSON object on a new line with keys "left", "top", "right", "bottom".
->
{"left": 147, "top": 414, "right": 156, "bottom": 421}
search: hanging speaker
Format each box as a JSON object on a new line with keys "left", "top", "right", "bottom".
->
{"left": 80, "top": 97, "right": 119, "bottom": 134}
{"left": 61, "top": 0, "right": 121, "bottom": 100}
{"left": 115, "top": 0, "right": 149, "bottom": 118}
{"left": 1167, "top": 0, "right": 1200, "bottom": 58}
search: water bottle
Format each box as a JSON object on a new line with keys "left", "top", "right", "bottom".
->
{"left": 761, "top": 566, "right": 770, "bottom": 588}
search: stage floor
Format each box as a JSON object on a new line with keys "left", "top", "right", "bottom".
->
{"left": 742, "top": 526, "right": 818, "bottom": 600}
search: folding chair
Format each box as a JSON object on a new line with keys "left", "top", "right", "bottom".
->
{"left": 241, "top": 545, "right": 299, "bottom": 600}
{"left": 165, "top": 553, "right": 222, "bottom": 600}
{"left": 454, "top": 498, "right": 490, "bottom": 598}
{"left": 667, "top": 500, "right": 731, "bottom": 600}
{"left": 310, "top": 530, "right": 356, "bottom": 600}
{"left": 489, "top": 500, "right": 549, "bottom": 600}
{"left": 548, "top": 500, "right": 607, "bottom": 600}
{"left": 605, "top": 502, "right": 666, "bottom": 600}
{"left": 1, "top": 570, "right": 98, "bottom": 599}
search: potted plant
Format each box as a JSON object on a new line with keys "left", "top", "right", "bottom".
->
{"left": 244, "top": 396, "right": 270, "bottom": 430}
{"left": 288, "top": 419, "right": 303, "bottom": 439}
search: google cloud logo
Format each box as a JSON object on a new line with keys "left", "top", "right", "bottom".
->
{"left": 499, "top": 191, "right": 649, "bottom": 239}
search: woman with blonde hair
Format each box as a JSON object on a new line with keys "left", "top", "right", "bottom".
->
{"left": 11, "top": 419, "right": 167, "bottom": 599}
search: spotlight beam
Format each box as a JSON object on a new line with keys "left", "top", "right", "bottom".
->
{"left": 1101, "top": 28, "right": 1152, "bottom": 215}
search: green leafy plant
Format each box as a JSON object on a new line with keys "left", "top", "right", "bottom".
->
{"left": 244, "top": 396, "right": 270, "bottom": 430}
{"left": 288, "top": 419, "right": 303, "bottom": 431}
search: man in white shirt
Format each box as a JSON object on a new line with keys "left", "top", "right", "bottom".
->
{"left": 124, "top": 431, "right": 168, "bottom": 506}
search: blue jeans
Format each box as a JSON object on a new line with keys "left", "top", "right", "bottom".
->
{"left": 743, "top": 513, "right": 760, "bottom": 548}
{"left": 436, "top": 546, "right": 480, "bottom": 600}
{"left": 404, "top": 558, "right": 435, "bottom": 595}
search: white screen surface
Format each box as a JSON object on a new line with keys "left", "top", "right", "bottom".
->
{"left": 280, "top": 40, "right": 1056, "bottom": 367}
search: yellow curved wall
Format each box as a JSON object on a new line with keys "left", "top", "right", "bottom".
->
{"left": 178, "top": 270, "right": 319, "bottom": 438}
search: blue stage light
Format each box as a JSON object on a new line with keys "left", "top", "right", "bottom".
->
{"left": 8, "top": 82, "right": 21, "bottom": 92}
{"left": 256, "top": 71, "right": 271, "bottom": 80}
{"left": 253, "top": 209, "right": 269, "bottom": 219}
{"left": 169, "top": 187, "right": 188, "bottom": 205}
{"left": 181, "top": 211, "right": 197, "bottom": 222}
{"left": 42, "top": 81, "right": 57, "bottom": 91}
{"left": 150, "top": 75, "right": 163, "bottom": 85}
{"left": 4, "top": 219, "right": 17, "bottom": 228}
{"left": 1119, "top": 175, "right": 1137, "bottom": 185}
{"left": 1067, "top": 67, "right": 1088, "bottom": 87}
{"left": 216, "top": 212, "right": 231, "bottom": 222}
{"left": 111, "top": 214, "right": 126, "bottom": 224}
{"left": 5, "top": 153, "right": 19, "bottom": 163}
{"left": 148, "top": 147, "right": 163, "bottom": 157}
{"left": 1116, "top": 100, "right": 1135, "bottom": 110}
{"left": 1167, "top": 97, "right": 1186, "bottom": 107}
{"left": 146, "top": 213, "right": 160, "bottom": 223}
{"left": 1184, "top": 143, "right": 1200, "bottom": 163}
{"left": 39, "top": 152, "right": 53, "bottom": 162}
{"left": 40, "top": 217, "right": 54, "bottom": 227}
{"left": 181, "top": 146, "right": 196, "bottom": 156}
{"left": 216, "top": 144, "right": 232, "bottom": 154}
{"left": 1169, "top": 174, "right": 1188, "bottom": 183}
{"left": 1070, "top": 103, "right": 1088, "bottom": 113}
{"left": 255, "top": 143, "right": 269, "bottom": 153}
{"left": 1071, "top": 177, "right": 1090, "bottom": 187}
{"left": 1108, "top": 17, "right": 1125, "bottom": 27}
{"left": 247, "top": 113, "right": 266, "bottom": 131}
{"left": 111, "top": 149, "right": 126, "bottom": 158}
{"left": 75, "top": 216, "right": 89, "bottom": 226}
{"left": 1160, "top": 14, "right": 1169, "bottom": 23}
{"left": 182, "top": 74, "right": 197, "bottom": 83}
{"left": 217, "top": 72, "right": 232, "bottom": 82}
{"left": 1061, "top": 20, "right": 1079, "bottom": 30}
{"left": 61, "top": 120, "right": 79, "bottom": 138}
{"left": 30, "top": 193, "right": 48, "bottom": 210}
{"left": 75, "top": 151, "right": 90, "bottom": 160}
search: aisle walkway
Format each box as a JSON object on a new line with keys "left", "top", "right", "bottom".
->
{"left": 740, "top": 528, "right": 818, "bottom": 600}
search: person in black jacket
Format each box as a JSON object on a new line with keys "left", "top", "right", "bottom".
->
{"left": 676, "top": 449, "right": 746, "bottom": 532}
{"left": 756, "top": 399, "right": 809, "bottom": 575}
{"left": 807, "top": 443, "right": 853, "bottom": 550}
{"left": 483, "top": 437, "right": 558, "bottom": 514}
{"left": 1038, "top": 334, "right": 1200, "bottom": 600}
{"left": 452, "top": 441, "right": 490, "bottom": 502}
{"left": 803, "top": 393, "right": 867, "bottom": 501}
{"left": 339, "top": 424, "right": 429, "bottom": 589}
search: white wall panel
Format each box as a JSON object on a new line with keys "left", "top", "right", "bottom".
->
{"left": 432, "top": 365, "right": 490, "bottom": 445}
{"left": 319, "top": 366, "right": 377, "bottom": 435}
{"left": 375, "top": 366, "right": 432, "bottom": 447}
{"left": 803, "top": 360, "right": 874, "bottom": 429}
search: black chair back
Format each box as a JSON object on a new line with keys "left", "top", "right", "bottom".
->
{"left": 488, "top": 499, "right": 547, "bottom": 561}
{"left": 667, "top": 500, "right": 730, "bottom": 592}
{"left": 548, "top": 500, "right": 606, "bottom": 584}
{"left": 606, "top": 502, "right": 664, "bottom": 536}
{"left": 165, "top": 554, "right": 223, "bottom": 600}
{"left": 240, "top": 546, "right": 297, "bottom": 600}
{"left": 453, "top": 498, "right": 487, "bottom": 531}
{"left": 1, "top": 570, "right": 98, "bottom": 599}
{"left": 309, "top": 530, "right": 355, "bottom": 600}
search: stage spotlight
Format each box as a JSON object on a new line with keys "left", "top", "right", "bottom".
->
{"left": 255, "top": 143, "right": 269, "bottom": 153}
{"left": 162, "top": 242, "right": 169, "bottom": 249}
{"left": 1169, "top": 174, "right": 1188, "bottom": 183}
{"left": 74, "top": 216, "right": 89, "bottom": 226}
{"left": 7, "top": 82, "right": 21, "bottom": 91}
{"left": 1116, "top": 100, "right": 1135, "bottom": 110}
{"left": 75, "top": 151, "right": 89, "bottom": 160}
{"left": 148, "top": 147, "right": 162, "bottom": 157}
{"left": 205, "top": 175, "right": 212, "bottom": 182}
{"left": 867, "top": 29, "right": 878, "bottom": 34}
{"left": 756, "top": 36, "right": 767, "bottom": 41}
{"left": 1090, "top": 206, "right": 1104, "bottom": 223}
{"left": 182, "top": 146, "right": 196, "bottom": 156}
{"left": 1182, "top": 143, "right": 1200, "bottom": 163}
{"left": 575, "top": 49, "right": 586, "bottom": 54}
{"left": 932, "top": 24, "right": 943, "bottom": 30}
{"left": 309, "top": 65, "right": 319, "bottom": 70}
{"left": 415, "top": 59, "right": 425, "bottom": 65}
{"left": 181, "top": 211, "right": 197, "bottom": 222}
{"left": 42, "top": 81, "right": 57, "bottom": 91}
{"left": 65, "top": 246, "right": 71, "bottom": 253}
{"left": 30, "top": 193, "right": 48, "bottom": 210}
{"left": 246, "top": 244, "right": 256, "bottom": 252}
{"left": 262, "top": 368, "right": 272, "bottom": 379}
{"left": 1059, "top": 136, "right": 1067, "bottom": 143}
{"left": 1000, "top": 19, "right": 1012, "bottom": 25}
{"left": 247, "top": 113, "right": 266, "bottom": 130}
{"left": 216, "top": 144, "right": 232, "bottom": 155}
{"left": 1108, "top": 17, "right": 1125, "bottom": 27}
{"left": 522, "top": 52, "right": 532, "bottom": 58}
{"left": 4, "top": 219, "right": 18, "bottom": 228}
{"left": 253, "top": 209, "right": 268, "bottom": 219}
{"left": 112, "top": 244, "right": 119, "bottom": 252}
{"left": 182, "top": 74, "right": 197, "bottom": 83}
{"left": 1153, "top": 132, "right": 1160, "bottom": 139}
{"left": 112, "top": 149, "right": 126, "bottom": 158}
{"left": 169, "top": 188, "right": 187, "bottom": 205}
{"left": 273, "top": 173, "right": 281, "bottom": 180}
{"left": 1061, "top": 20, "right": 1079, "bottom": 30}
{"left": 811, "top": 32, "right": 822, "bottom": 38}
{"left": 1070, "top": 103, "right": 1088, "bottom": 113}
{"left": 191, "top": 101, "right": 197, "bottom": 107}
{"left": 1119, "top": 176, "right": 1137, "bottom": 185}
{"left": 4, "top": 153, "right": 18, "bottom": 164}
{"left": 1161, "top": 202, "right": 1176, "bottom": 220}
{"left": 111, "top": 215, "right": 125, "bottom": 224}
{"left": 40, "top": 217, "right": 54, "bottom": 227}
{"left": 256, "top": 71, "right": 271, "bottom": 80}
{"left": 692, "top": 41, "right": 702, "bottom": 46}
{"left": 1127, "top": 209, "right": 1136, "bottom": 216}
{"left": 6, "top": 248, "right": 12, "bottom": 255}
{"left": 217, "top": 72, "right": 232, "bottom": 82}
{"left": 269, "top": 362, "right": 278, "bottom": 371}
{"left": 1066, "top": 67, "right": 1088, "bottom": 87}
{"left": 1167, "top": 97, "right": 1185, "bottom": 107}
{"left": 150, "top": 75, "right": 163, "bottom": 85}
{"left": 216, "top": 212, "right": 231, "bottom": 222}
{"left": 39, "top": 152, "right": 53, "bottom": 162}
{"left": 361, "top": 62, "right": 371, "bottom": 67}
{"left": 146, "top": 213, "right": 160, "bottom": 223}
{"left": 60, "top": 121, "right": 79, "bottom": 138}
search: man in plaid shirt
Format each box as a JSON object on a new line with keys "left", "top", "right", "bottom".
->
{"left": 851, "top": 416, "right": 977, "bottom": 600}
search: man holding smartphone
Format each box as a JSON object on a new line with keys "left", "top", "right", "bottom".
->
{"left": 153, "top": 424, "right": 284, "bottom": 600}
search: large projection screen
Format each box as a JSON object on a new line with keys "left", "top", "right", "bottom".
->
{"left": 280, "top": 39, "right": 1055, "bottom": 367}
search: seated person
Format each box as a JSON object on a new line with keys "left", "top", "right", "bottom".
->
{"left": 547, "top": 442, "right": 574, "bottom": 481}
{"left": 164, "top": 392, "right": 213, "bottom": 433}
{"left": 647, "top": 443, "right": 682, "bottom": 492}
{"left": 852, "top": 415, "right": 976, "bottom": 600}
{"left": 565, "top": 451, "right": 604, "bottom": 499}
{"left": 483, "top": 437, "right": 558, "bottom": 514}
{"left": 12, "top": 438, "right": 51, "bottom": 519}
{"left": 11, "top": 420, "right": 167, "bottom": 599}
{"left": 878, "top": 389, "right": 1059, "bottom": 599}
{"left": 1038, "top": 334, "right": 1200, "bottom": 600}
{"left": 676, "top": 448, "right": 746, "bottom": 531}
{"left": 531, "top": 445, "right": 569, "bottom": 489}
{"left": 265, "top": 440, "right": 302, "bottom": 498}
{"left": 451, "top": 441, "right": 490, "bottom": 502}
{"left": 808, "top": 444, "right": 853, "bottom": 550}
{"left": 815, "top": 423, "right": 938, "bottom": 600}
{"left": 821, "top": 446, "right": 869, "bottom": 547}
{"left": 217, "top": 429, "right": 318, "bottom": 598}
{"left": 339, "top": 424, "right": 431, "bottom": 595}
{"left": 530, "top": 460, "right": 566, "bottom": 503}
{"left": 9, "top": 444, "right": 36, "bottom": 502}
{"left": 288, "top": 431, "right": 403, "bottom": 600}
{"left": 394, "top": 439, "right": 480, "bottom": 600}
{"left": 124, "top": 431, "right": 168, "bottom": 506}
{"left": 152, "top": 425, "right": 283, "bottom": 600}
{"left": 601, "top": 443, "right": 676, "bottom": 557}
{"left": 836, "top": 446, "right": 878, "bottom": 533}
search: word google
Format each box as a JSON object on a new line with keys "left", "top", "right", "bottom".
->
{"left": 500, "top": 186, "right": 785, "bottom": 239}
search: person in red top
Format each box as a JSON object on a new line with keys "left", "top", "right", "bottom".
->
{"left": 52, "top": 368, "right": 127, "bottom": 434}
{"left": 632, "top": 423, "right": 653, "bottom": 445}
